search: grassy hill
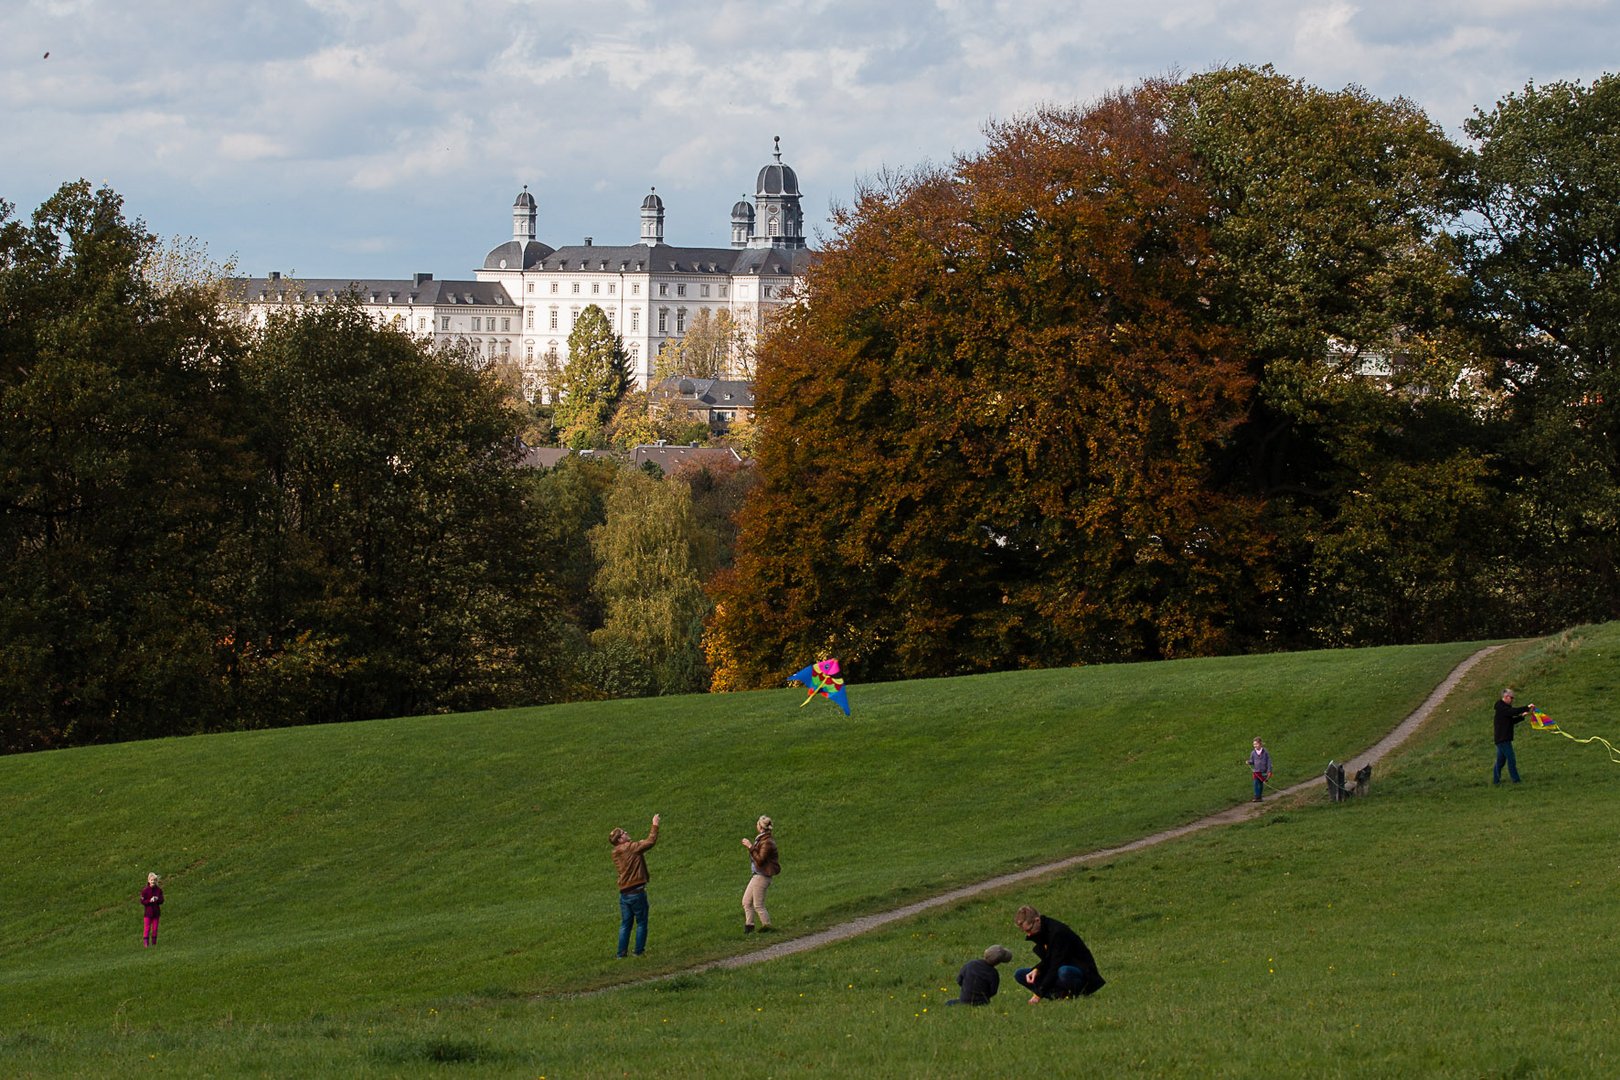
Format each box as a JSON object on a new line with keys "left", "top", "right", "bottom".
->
{"left": 3, "top": 628, "right": 1618, "bottom": 1076}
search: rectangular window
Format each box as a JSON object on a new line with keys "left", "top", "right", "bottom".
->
{"left": 658, "top": 308, "right": 668, "bottom": 333}
{"left": 572, "top": 282, "right": 580, "bottom": 294}
{"left": 527, "top": 281, "right": 535, "bottom": 293}
{"left": 719, "top": 284, "right": 728, "bottom": 298}
{"left": 631, "top": 309, "right": 640, "bottom": 332}
{"left": 632, "top": 283, "right": 641, "bottom": 296}
{"left": 659, "top": 283, "right": 668, "bottom": 296}
{"left": 608, "top": 282, "right": 616, "bottom": 295}
{"left": 440, "top": 316, "right": 450, "bottom": 331}
{"left": 763, "top": 286, "right": 774, "bottom": 299}
{"left": 592, "top": 282, "right": 600, "bottom": 294}
{"left": 526, "top": 311, "right": 533, "bottom": 329}
{"left": 701, "top": 284, "right": 711, "bottom": 297}
{"left": 550, "top": 282, "right": 559, "bottom": 294}
{"left": 418, "top": 318, "right": 427, "bottom": 331}
{"left": 607, "top": 310, "right": 615, "bottom": 327}
{"left": 549, "top": 309, "right": 558, "bottom": 330}
{"left": 472, "top": 316, "right": 482, "bottom": 331}
{"left": 502, "top": 317, "right": 511, "bottom": 331}
{"left": 570, "top": 308, "right": 580, "bottom": 327}
{"left": 676, "top": 308, "right": 687, "bottom": 333}
{"left": 676, "top": 284, "right": 686, "bottom": 297}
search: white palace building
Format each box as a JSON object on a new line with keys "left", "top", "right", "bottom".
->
{"left": 232, "top": 139, "right": 814, "bottom": 395}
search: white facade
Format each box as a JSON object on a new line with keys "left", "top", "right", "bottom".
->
{"left": 232, "top": 140, "right": 814, "bottom": 395}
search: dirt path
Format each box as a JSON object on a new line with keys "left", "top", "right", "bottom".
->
{"left": 616, "top": 645, "right": 1501, "bottom": 985}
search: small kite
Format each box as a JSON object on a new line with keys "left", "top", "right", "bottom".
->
{"left": 1529, "top": 709, "right": 1620, "bottom": 763}
{"left": 789, "top": 657, "right": 850, "bottom": 716}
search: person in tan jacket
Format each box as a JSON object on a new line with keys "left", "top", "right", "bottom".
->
{"left": 740, "top": 814, "right": 779, "bottom": 933}
{"left": 609, "top": 813, "right": 660, "bottom": 957}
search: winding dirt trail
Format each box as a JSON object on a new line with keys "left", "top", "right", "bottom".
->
{"left": 610, "top": 645, "right": 1501, "bottom": 987}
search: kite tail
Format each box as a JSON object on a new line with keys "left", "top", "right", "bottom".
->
{"left": 1550, "top": 728, "right": 1620, "bottom": 764}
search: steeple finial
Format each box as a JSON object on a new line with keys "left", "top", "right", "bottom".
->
{"left": 773, "top": 135, "right": 782, "bottom": 163}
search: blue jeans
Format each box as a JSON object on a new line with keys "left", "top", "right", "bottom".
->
{"left": 1493, "top": 741, "right": 1521, "bottom": 784}
{"left": 1253, "top": 774, "right": 1266, "bottom": 800}
{"left": 1013, "top": 965, "right": 1091, "bottom": 999}
{"left": 617, "top": 889, "right": 649, "bottom": 956}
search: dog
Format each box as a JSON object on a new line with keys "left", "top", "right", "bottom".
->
{"left": 1353, "top": 763, "right": 1372, "bottom": 797}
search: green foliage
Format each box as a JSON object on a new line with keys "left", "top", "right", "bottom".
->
{"left": 654, "top": 308, "right": 749, "bottom": 380}
{"left": 589, "top": 468, "right": 712, "bottom": 694}
{"left": 234, "top": 298, "right": 566, "bottom": 724}
{"left": 1465, "top": 74, "right": 1620, "bottom": 626}
{"left": 1167, "top": 66, "right": 1500, "bottom": 647}
{"left": 0, "top": 181, "right": 251, "bottom": 752}
{"left": 553, "top": 305, "right": 631, "bottom": 448}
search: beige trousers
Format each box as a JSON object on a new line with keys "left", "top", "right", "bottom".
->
{"left": 742, "top": 873, "right": 772, "bottom": 926}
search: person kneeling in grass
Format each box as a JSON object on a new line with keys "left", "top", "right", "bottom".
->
{"left": 1013, "top": 905, "right": 1105, "bottom": 1003}
{"left": 948, "top": 944, "right": 1012, "bottom": 1005}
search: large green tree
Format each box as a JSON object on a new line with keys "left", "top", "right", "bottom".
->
{"left": 231, "top": 298, "right": 564, "bottom": 725}
{"left": 710, "top": 84, "right": 1271, "bottom": 687}
{"left": 0, "top": 182, "right": 250, "bottom": 751}
{"left": 1167, "top": 66, "right": 1498, "bottom": 645}
{"left": 588, "top": 468, "right": 711, "bottom": 695}
{"left": 1465, "top": 74, "right": 1620, "bottom": 625}
{"left": 553, "top": 305, "right": 631, "bottom": 448}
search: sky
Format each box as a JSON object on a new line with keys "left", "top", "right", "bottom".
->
{"left": 3, "top": 0, "right": 1616, "bottom": 281}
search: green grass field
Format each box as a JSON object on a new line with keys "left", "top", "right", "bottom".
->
{"left": 3, "top": 628, "right": 1618, "bottom": 1077}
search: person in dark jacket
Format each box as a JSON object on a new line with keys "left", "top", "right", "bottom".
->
{"left": 1247, "top": 737, "right": 1273, "bottom": 802}
{"left": 947, "top": 945, "right": 1012, "bottom": 1005}
{"left": 1494, "top": 688, "right": 1534, "bottom": 784}
{"left": 140, "top": 872, "right": 164, "bottom": 947}
{"left": 1012, "top": 905, "right": 1105, "bottom": 1002}
{"left": 609, "top": 813, "right": 660, "bottom": 957}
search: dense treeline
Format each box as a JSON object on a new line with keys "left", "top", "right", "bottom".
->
{"left": 6, "top": 67, "right": 1616, "bottom": 746}
{"left": 0, "top": 182, "right": 752, "bottom": 752}
{"left": 707, "top": 68, "right": 1620, "bottom": 687}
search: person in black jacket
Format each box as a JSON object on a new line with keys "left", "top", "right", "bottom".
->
{"left": 947, "top": 945, "right": 1012, "bottom": 1005}
{"left": 1494, "top": 688, "right": 1534, "bottom": 784}
{"left": 1012, "top": 905, "right": 1105, "bottom": 1003}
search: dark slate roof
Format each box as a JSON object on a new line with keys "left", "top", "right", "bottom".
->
{"left": 630, "top": 444, "right": 744, "bottom": 474}
{"left": 533, "top": 243, "right": 812, "bottom": 276}
{"left": 516, "top": 446, "right": 573, "bottom": 469}
{"left": 653, "top": 376, "right": 755, "bottom": 408}
{"left": 756, "top": 162, "right": 801, "bottom": 197}
{"left": 482, "top": 238, "right": 556, "bottom": 270}
{"left": 230, "top": 276, "right": 517, "bottom": 306}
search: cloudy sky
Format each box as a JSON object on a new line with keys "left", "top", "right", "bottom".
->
{"left": 4, "top": 0, "right": 1615, "bottom": 280}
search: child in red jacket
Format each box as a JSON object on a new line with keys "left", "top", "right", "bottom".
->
{"left": 140, "top": 872, "right": 164, "bottom": 947}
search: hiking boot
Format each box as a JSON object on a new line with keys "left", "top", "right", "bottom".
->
{"left": 744, "top": 924, "right": 755, "bottom": 933}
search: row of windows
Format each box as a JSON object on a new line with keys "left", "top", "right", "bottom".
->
{"left": 515, "top": 279, "right": 737, "bottom": 301}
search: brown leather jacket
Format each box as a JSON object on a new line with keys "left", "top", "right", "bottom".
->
{"left": 749, "top": 831, "right": 780, "bottom": 877}
{"left": 612, "top": 821, "right": 659, "bottom": 891}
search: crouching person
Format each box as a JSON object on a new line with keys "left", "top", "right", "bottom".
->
{"left": 948, "top": 944, "right": 1013, "bottom": 1005}
{"left": 1013, "top": 905, "right": 1105, "bottom": 1003}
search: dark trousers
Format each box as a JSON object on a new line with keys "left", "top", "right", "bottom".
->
{"left": 1013, "top": 965, "right": 1095, "bottom": 999}
{"left": 617, "top": 888, "right": 649, "bottom": 956}
{"left": 1493, "top": 741, "right": 1521, "bottom": 784}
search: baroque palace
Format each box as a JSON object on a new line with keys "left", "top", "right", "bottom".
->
{"left": 232, "top": 139, "right": 813, "bottom": 395}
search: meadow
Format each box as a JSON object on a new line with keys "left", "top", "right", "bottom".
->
{"left": 3, "top": 628, "right": 1618, "bottom": 1077}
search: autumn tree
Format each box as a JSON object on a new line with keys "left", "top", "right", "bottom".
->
{"left": 709, "top": 84, "right": 1272, "bottom": 688}
{"left": 652, "top": 308, "right": 749, "bottom": 381}
{"left": 552, "top": 305, "right": 631, "bottom": 448}
{"left": 1464, "top": 73, "right": 1620, "bottom": 625}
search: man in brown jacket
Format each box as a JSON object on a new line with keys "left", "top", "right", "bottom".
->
{"left": 610, "top": 813, "right": 660, "bottom": 957}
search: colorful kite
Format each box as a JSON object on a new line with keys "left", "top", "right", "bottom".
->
{"left": 1528, "top": 709, "right": 1620, "bottom": 763}
{"left": 789, "top": 658, "right": 851, "bottom": 716}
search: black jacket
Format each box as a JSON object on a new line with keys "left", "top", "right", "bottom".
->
{"left": 954, "top": 959, "right": 1000, "bottom": 1005}
{"left": 1026, "top": 916, "right": 1105, "bottom": 998}
{"left": 1495, "top": 699, "right": 1530, "bottom": 743}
